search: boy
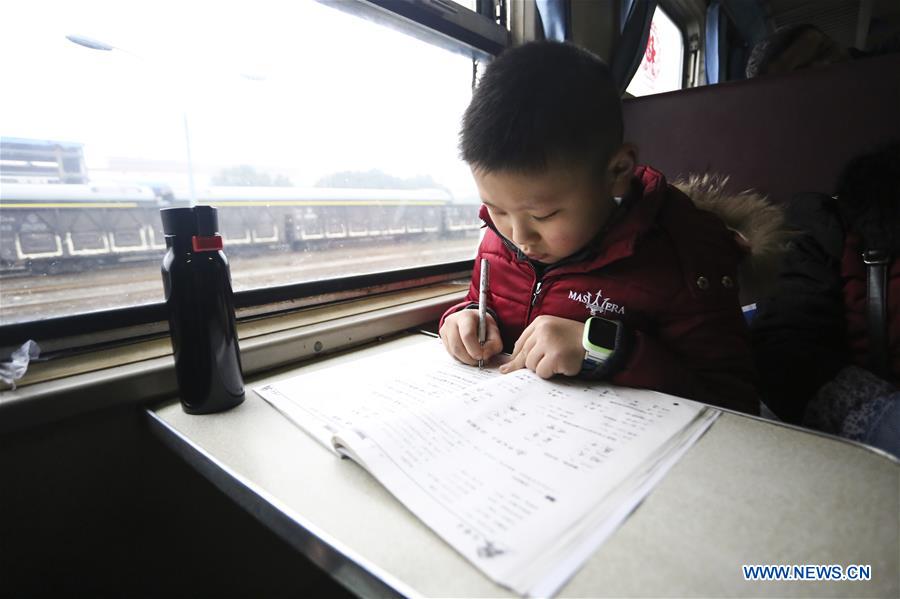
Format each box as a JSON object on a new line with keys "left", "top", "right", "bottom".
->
{"left": 439, "top": 41, "right": 758, "bottom": 414}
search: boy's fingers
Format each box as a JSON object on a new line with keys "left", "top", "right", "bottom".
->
{"left": 486, "top": 315, "right": 501, "bottom": 337}
{"left": 481, "top": 341, "right": 504, "bottom": 365}
{"left": 453, "top": 341, "right": 478, "bottom": 365}
{"left": 483, "top": 338, "right": 504, "bottom": 358}
{"left": 482, "top": 320, "right": 503, "bottom": 356}
{"left": 441, "top": 324, "right": 477, "bottom": 365}
{"left": 458, "top": 313, "right": 486, "bottom": 361}
{"left": 501, "top": 335, "right": 535, "bottom": 373}
{"left": 525, "top": 346, "right": 544, "bottom": 373}
{"left": 500, "top": 350, "right": 526, "bottom": 373}
{"left": 510, "top": 325, "right": 534, "bottom": 359}
{"left": 535, "top": 354, "right": 556, "bottom": 379}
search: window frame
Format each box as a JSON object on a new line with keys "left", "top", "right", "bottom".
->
{"left": 655, "top": 0, "right": 695, "bottom": 91}
{"left": 0, "top": 0, "right": 507, "bottom": 357}
{"left": 625, "top": 3, "right": 688, "bottom": 97}
{"left": 327, "top": 0, "right": 508, "bottom": 61}
{"left": 0, "top": 260, "right": 475, "bottom": 359}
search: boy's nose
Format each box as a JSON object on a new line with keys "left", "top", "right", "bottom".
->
{"left": 511, "top": 222, "right": 538, "bottom": 246}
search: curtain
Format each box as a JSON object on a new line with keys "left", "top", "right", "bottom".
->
{"left": 535, "top": 0, "right": 569, "bottom": 42}
{"left": 722, "top": 0, "right": 768, "bottom": 47}
{"left": 620, "top": 0, "right": 635, "bottom": 32}
{"left": 707, "top": 0, "right": 768, "bottom": 84}
{"left": 705, "top": 0, "right": 725, "bottom": 84}
{"left": 611, "top": 0, "right": 658, "bottom": 93}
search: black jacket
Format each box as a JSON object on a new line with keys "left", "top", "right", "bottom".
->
{"left": 751, "top": 193, "right": 850, "bottom": 423}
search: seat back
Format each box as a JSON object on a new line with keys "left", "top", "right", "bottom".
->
{"left": 622, "top": 54, "right": 900, "bottom": 204}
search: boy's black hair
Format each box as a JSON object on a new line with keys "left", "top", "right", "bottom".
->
{"left": 460, "top": 41, "right": 623, "bottom": 174}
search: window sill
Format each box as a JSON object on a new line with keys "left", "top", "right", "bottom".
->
{"left": 0, "top": 283, "right": 466, "bottom": 434}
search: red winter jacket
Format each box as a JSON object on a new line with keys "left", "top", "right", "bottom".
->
{"left": 441, "top": 166, "right": 759, "bottom": 414}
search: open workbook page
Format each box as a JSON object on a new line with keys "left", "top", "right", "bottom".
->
{"left": 255, "top": 336, "right": 717, "bottom": 597}
{"left": 256, "top": 339, "right": 505, "bottom": 451}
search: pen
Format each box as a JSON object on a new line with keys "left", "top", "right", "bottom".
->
{"left": 478, "top": 258, "right": 489, "bottom": 370}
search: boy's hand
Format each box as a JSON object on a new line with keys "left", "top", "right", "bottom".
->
{"left": 500, "top": 315, "right": 584, "bottom": 378}
{"left": 440, "top": 310, "right": 503, "bottom": 366}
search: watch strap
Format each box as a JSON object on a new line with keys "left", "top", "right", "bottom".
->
{"left": 580, "top": 320, "right": 632, "bottom": 379}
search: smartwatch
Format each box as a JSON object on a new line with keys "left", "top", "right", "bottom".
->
{"left": 581, "top": 316, "right": 623, "bottom": 374}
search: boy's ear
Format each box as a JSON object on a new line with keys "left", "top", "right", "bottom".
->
{"left": 606, "top": 144, "right": 637, "bottom": 197}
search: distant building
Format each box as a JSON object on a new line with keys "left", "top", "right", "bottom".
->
{"left": 0, "top": 137, "right": 88, "bottom": 184}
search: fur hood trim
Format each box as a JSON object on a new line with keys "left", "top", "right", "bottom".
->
{"left": 673, "top": 174, "right": 793, "bottom": 304}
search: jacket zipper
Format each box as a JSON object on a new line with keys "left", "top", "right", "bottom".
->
{"left": 531, "top": 280, "right": 543, "bottom": 305}
{"left": 486, "top": 221, "right": 581, "bottom": 324}
{"left": 525, "top": 279, "right": 542, "bottom": 322}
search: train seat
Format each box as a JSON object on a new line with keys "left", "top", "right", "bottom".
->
{"left": 622, "top": 53, "right": 900, "bottom": 305}
{"left": 622, "top": 53, "right": 900, "bottom": 207}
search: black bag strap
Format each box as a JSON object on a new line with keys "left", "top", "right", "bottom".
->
{"left": 862, "top": 248, "right": 890, "bottom": 377}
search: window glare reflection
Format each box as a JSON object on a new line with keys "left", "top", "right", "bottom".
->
{"left": 0, "top": 0, "right": 483, "bottom": 324}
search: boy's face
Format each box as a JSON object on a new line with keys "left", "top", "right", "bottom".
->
{"left": 472, "top": 162, "right": 618, "bottom": 264}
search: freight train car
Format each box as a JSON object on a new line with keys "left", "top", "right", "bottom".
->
{"left": 0, "top": 183, "right": 481, "bottom": 273}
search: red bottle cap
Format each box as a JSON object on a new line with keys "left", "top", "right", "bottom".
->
{"left": 192, "top": 235, "right": 224, "bottom": 252}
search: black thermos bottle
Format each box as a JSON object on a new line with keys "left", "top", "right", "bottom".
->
{"left": 160, "top": 206, "right": 245, "bottom": 414}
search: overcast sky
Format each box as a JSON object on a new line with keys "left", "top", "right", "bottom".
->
{"left": 1, "top": 0, "right": 480, "bottom": 200}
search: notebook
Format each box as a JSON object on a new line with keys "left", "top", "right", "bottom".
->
{"left": 255, "top": 336, "right": 718, "bottom": 597}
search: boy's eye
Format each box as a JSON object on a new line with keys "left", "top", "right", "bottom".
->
{"left": 532, "top": 210, "right": 560, "bottom": 221}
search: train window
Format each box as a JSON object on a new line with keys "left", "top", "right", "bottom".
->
{"left": 0, "top": 0, "right": 507, "bottom": 329}
{"left": 625, "top": 5, "right": 685, "bottom": 97}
